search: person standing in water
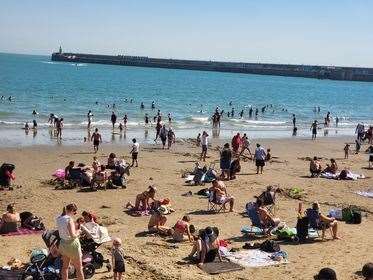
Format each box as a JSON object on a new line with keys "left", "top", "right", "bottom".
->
{"left": 111, "top": 112, "right": 117, "bottom": 129}
{"left": 151, "top": 101, "right": 155, "bottom": 109}
{"left": 335, "top": 116, "right": 339, "bottom": 128}
{"left": 56, "top": 118, "right": 63, "bottom": 140}
{"left": 168, "top": 113, "right": 172, "bottom": 123}
{"left": 144, "top": 114, "right": 150, "bottom": 126}
{"left": 87, "top": 110, "right": 93, "bottom": 129}
{"left": 311, "top": 120, "right": 318, "bottom": 140}
{"left": 91, "top": 128, "right": 102, "bottom": 153}
{"left": 123, "top": 114, "right": 128, "bottom": 128}
{"left": 292, "top": 114, "right": 296, "bottom": 128}
{"left": 140, "top": 102, "right": 145, "bottom": 109}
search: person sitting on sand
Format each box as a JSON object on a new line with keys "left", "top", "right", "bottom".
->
{"left": 64, "top": 161, "right": 75, "bottom": 180}
{"left": 323, "top": 158, "right": 338, "bottom": 174}
{"left": 188, "top": 226, "right": 222, "bottom": 268}
{"left": 362, "top": 263, "right": 373, "bottom": 280}
{"left": 92, "top": 156, "right": 100, "bottom": 173}
{"left": 125, "top": 185, "right": 156, "bottom": 211}
{"left": 107, "top": 153, "right": 117, "bottom": 169}
{"left": 310, "top": 157, "right": 322, "bottom": 177}
{"left": 208, "top": 180, "right": 235, "bottom": 212}
{"left": 147, "top": 206, "right": 172, "bottom": 235}
{"left": 92, "top": 165, "right": 107, "bottom": 189}
{"left": 256, "top": 199, "right": 281, "bottom": 234}
{"left": 308, "top": 202, "right": 340, "bottom": 240}
{"left": 172, "top": 215, "right": 193, "bottom": 242}
{"left": 265, "top": 148, "right": 272, "bottom": 161}
{"left": 314, "top": 267, "right": 337, "bottom": 280}
{"left": 0, "top": 204, "right": 20, "bottom": 234}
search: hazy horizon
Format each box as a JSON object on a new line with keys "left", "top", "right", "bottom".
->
{"left": 1, "top": 0, "right": 373, "bottom": 67}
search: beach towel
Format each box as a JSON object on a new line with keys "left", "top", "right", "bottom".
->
{"left": 241, "top": 225, "right": 264, "bottom": 235}
{"left": 220, "top": 247, "right": 288, "bottom": 268}
{"left": 0, "top": 227, "right": 43, "bottom": 236}
{"left": 201, "top": 261, "right": 244, "bottom": 275}
{"left": 355, "top": 190, "right": 373, "bottom": 198}
{"left": 320, "top": 171, "right": 365, "bottom": 180}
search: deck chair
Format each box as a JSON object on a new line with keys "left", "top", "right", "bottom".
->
{"left": 306, "top": 208, "right": 332, "bottom": 240}
{"left": 241, "top": 202, "right": 267, "bottom": 236}
{"left": 68, "top": 168, "right": 84, "bottom": 188}
{"left": 207, "top": 191, "right": 225, "bottom": 213}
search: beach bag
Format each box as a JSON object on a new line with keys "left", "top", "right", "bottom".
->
{"left": 20, "top": 212, "right": 45, "bottom": 231}
{"left": 260, "top": 240, "right": 280, "bottom": 253}
{"left": 275, "top": 227, "right": 296, "bottom": 240}
{"left": 342, "top": 206, "right": 362, "bottom": 224}
{"left": 296, "top": 217, "right": 309, "bottom": 241}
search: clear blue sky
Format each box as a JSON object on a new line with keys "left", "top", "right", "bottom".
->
{"left": 1, "top": 0, "right": 372, "bottom": 66}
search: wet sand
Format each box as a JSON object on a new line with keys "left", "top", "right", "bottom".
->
{"left": 0, "top": 136, "right": 372, "bottom": 279}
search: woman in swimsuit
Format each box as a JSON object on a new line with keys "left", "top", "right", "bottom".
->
{"left": 125, "top": 186, "right": 156, "bottom": 211}
{"left": 172, "top": 215, "right": 192, "bottom": 242}
{"left": 188, "top": 227, "right": 222, "bottom": 268}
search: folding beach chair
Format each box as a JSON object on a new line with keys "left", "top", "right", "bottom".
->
{"left": 256, "top": 186, "right": 278, "bottom": 215}
{"left": 306, "top": 208, "right": 333, "bottom": 240}
{"left": 241, "top": 202, "right": 267, "bottom": 236}
{"left": 207, "top": 191, "right": 225, "bottom": 213}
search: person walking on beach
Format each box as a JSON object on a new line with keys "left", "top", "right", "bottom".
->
{"left": 200, "top": 131, "right": 209, "bottom": 162}
{"left": 91, "top": 128, "right": 102, "bottom": 153}
{"left": 167, "top": 128, "right": 175, "bottom": 149}
{"left": 311, "top": 120, "right": 318, "bottom": 140}
{"left": 159, "top": 125, "right": 168, "bottom": 149}
{"left": 56, "top": 203, "right": 84, "bottom": 280}
{"left": 254, "top": 143, "right": 266, "bottom": 174}
{"left": 130, "top": 138, "right": 139, "bottom": 167}
{"left": 111, "top": 112, "right": 117, "bottom": 129}
{"left": 240, "top": 133, "right": 252, "bottom": 157}
{"left": 111, "top": 237, "right": 125, "bottom": 280}
{"left": 154, "top": 121, "right": 162, "bottom": 142}
{"left": 87, "top": 110, "right": 93, "bottom": 129}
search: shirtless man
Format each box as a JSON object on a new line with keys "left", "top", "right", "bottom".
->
{"left": 209, "top": 180, "right": 235, "bottom": 212}
{"left": 91, "top": 128, "right": 102, "bottom": 153}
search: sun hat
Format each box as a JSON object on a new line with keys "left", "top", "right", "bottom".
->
{"left": 157, "top": 205, "right": 169, "bottom": 215}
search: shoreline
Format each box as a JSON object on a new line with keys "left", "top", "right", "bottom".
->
{"left": 0, "top": 125, "right": 357, "bottom": 147}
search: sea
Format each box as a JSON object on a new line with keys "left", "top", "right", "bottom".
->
{"left": 0, "top": 52, "right": 373, "bottom": 147}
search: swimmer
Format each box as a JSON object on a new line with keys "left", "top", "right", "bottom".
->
{"left": 123, "top": 114, "right": 128, "bottom": 128}
{"left": 87, "top": 110, "right": 93, "bottom": 129}
{"left": 151, "top": 101, "right": 155, "bottom": 109}
{"left": 32, "top": 120, "right": 37, "bottom": 129}
{"left": 140, "top": 102, "right": 145, "bottom": 109}
{"left": 32, "top": 110, "right": 38, "bottom": 115}
{"left": 145, "top": 114, "right": 150, "bottom": 126}
{"left": 168, "top": 113, "right": 172, "bottom": 123}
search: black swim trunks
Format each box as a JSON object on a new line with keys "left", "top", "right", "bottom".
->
{"left": 93, "top": 139, "right": 100, "bottom": 147}
{"left": 256, "top": 159, "right": 265, "bottom": 167}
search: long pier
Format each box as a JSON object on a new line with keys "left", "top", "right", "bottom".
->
{"left": 51, "top": 52, "right": 373, "bottom": 82}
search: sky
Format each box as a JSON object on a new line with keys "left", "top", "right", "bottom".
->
{"left": 0, "top": 0, "right": 372, "bottom": 67}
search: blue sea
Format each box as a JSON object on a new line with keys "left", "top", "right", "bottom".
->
{"left": 0, "top": 52, "right": 373, "bottom": 146}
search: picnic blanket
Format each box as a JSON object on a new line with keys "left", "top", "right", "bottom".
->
{"left": 355, "top": 190, "right": 373, "bottom": 198}
{"left": 320, "top": 171, "right": 365, "bottom": 180}
{"left": 0, "top": 227, "right": 43, "bottom": 237}
{"left": 220, "top": 247, "right": 288, "bottom": 268}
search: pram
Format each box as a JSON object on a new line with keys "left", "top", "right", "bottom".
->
{"left": 22, "top": 228, "right": 111, "bottom": 280}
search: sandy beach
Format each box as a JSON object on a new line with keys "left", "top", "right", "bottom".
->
{"left": 0, "top": 136, "right": 372, "bottom": 280}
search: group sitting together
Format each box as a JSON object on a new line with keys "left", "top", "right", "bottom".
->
{"left": 62, "top": 153, "right": 129, "bottom": 190}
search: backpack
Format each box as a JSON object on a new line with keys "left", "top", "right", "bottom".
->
{"left": 259, "top": 240, "right": 280, "bottom": 253}
{"left": 296, "top": 217, "right": 309, "bottom": 241}
{"left": 342, "top": 206, "right": 362, "bottom": 224}
{"left": 20, "top": 211, "right": 45, "bottom": 231}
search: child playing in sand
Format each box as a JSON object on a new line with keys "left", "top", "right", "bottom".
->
{"left": 111, "top": 238, "right": 125, "bottom": 280}
{"left": 344, "top": 143, "right": 350, "bottom": 159}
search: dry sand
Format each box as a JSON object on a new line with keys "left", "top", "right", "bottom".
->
{"left": 0, "top": 137, "right": 372, "bottom": 280}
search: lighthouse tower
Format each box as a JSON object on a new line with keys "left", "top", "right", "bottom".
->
{"left": 59, "top": 46, "right": 62, "bottom": 54}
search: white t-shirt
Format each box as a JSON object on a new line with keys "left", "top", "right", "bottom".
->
{"left": 201, "top": 135, "right": 208, "bottom": 146}
{"left": 132, "top": 142, "right": 139, "bottom": 153}
{"left": 56, "top": 215, "right": 72, "bottom": 240}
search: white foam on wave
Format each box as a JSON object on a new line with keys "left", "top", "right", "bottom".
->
{"left": 189, "top": 116, "right": 210, "bottom": 124}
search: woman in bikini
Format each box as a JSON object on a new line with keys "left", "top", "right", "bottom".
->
{"left": 172, "top": 215, "right": 193, "bottom": 242}
{"left": 125, "top": 186, "right": 156, "bottom": 211}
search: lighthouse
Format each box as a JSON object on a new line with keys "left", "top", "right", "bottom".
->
{"left": 59, "top": 46, "right": 62, "bottom": 54}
